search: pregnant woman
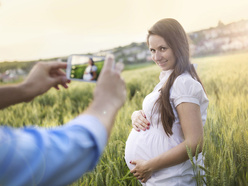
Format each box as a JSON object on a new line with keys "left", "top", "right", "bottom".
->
{"left": 125, "top": 18, "right": 209, "bottom": 185}
{"left": 83, "top": 58, "right": 98, "bottom": 81}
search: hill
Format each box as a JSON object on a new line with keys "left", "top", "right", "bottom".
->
{"left": 1, "top": 19, "right": 248, "bottom": 82}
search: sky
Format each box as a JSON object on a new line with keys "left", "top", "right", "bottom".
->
{"left": 0, "top": 0, "right": 248, "bottom": 62}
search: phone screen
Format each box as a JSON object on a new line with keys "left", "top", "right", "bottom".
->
{"left": 66, "top": 55, "right": 105, "bottom": 82}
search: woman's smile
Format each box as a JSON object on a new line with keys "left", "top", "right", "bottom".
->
{"left": 156, "top": 60, "right": 168, "bottom": 66}
{"left": 148, "top": 35, "right": 176, "bottom": 71}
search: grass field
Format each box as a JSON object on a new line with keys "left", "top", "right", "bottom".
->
{"left": 1, "top": 52, "right": 248, "bottom": 185}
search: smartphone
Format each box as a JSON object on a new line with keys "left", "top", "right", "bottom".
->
{"left": 66, "top": 55, "right": 105, "bottom": 82}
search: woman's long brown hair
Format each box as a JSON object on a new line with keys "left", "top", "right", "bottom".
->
{"left": 148, "top": 18, "right": 205, "bottom": 137}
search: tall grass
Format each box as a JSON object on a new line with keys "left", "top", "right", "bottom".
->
{"left": 1, "top": 52, "right": 248, "bottom": 185}
{"left": 193, "top": 53, "right": 248, "bottom": 185}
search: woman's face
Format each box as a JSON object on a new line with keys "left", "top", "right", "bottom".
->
{"left": 88, "top": 59, "right": 93, "bottom": 65}
{"left": 148, "top": 35, "right": 176, "bottom": 71}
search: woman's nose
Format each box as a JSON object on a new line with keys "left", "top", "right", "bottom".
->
{"left": 154, "top": 52, "right": 162, "bottom": 61}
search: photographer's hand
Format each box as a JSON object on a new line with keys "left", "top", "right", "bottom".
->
{"left": 84, "top": 54, "right": 126, "bottom": 135}
{"left": 23, "top": 62, "right": 70, "bottom": 98}
{"left": 0, "top": 61, "right": 70, "bottom": 109}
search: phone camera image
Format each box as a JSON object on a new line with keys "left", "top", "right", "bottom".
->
{"left": 66, "top": 55, "right": 105, "bottom": 82}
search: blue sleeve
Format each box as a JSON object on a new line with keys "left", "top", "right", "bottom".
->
{"left": 0, "top": 115, "right": 107, "bottom": 186}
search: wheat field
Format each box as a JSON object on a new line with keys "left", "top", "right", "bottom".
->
{"left": 0, "top": 52, "right": 248, "bottom": 185}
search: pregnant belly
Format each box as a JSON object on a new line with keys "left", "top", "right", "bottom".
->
{"left": 124, "top": 128, "right": 204, "bottom": 185}
{"left": 124, "top": 128, "right": 177, "bottom": 171}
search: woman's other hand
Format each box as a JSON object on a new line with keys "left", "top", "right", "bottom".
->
{"left": 130, "top": 160, "right": 152, "bottom": 183}
{"left": 131, "top": 110, "right": 150, "bottom": 131}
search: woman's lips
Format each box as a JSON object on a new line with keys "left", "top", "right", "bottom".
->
{"left": 157, "top": 60, "right": 168, "bottom": 66}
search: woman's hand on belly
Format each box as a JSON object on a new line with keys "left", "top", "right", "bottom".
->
{"left": 130, "top": 159, "right": 153, "bottom": 183}
{"left": 131, "top": 110, "right": 150, "bottom": 132}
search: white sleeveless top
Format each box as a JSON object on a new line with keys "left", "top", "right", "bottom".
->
{"left": 125, "top": 70, "right": 209, "bottom": 186}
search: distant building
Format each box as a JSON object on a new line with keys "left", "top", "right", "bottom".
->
{"left": 189, "top": 19, "right": 248, "bottom": 56}
{"left": 0, "top": 68, "right": 26, "bottom": 83}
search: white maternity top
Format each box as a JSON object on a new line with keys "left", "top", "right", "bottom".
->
{"left": 125, "top": 70, "right": 209, "bottom": 186}
{"left": 83, "top": 65, "right": 97, "bottom": 81}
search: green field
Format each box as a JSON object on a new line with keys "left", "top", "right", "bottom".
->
{"left": 1, "top": 52, "right": 248, "bottom": 185}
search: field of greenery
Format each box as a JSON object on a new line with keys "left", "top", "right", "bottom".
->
{"left": 1, "top": 52, "right": 248, "bottom": 185}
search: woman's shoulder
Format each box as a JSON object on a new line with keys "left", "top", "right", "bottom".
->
{"left": 92, "top": 65, "right": 97, "bottom": 71}
{"left": 173, "top": 72, "right": 201, "bottom": 87}
{"left": 170, "top": 72, "right": 208, "bottom": 106}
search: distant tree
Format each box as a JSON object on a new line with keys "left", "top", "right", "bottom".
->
{"left": 218, "top": 20, "right": 225, "bottom": 27}
{"left": 130, "top": 42, "right": 138, "bottom": 47}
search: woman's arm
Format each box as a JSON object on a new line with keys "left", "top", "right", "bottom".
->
{"left": 91, "top": 71, "right": 97, "bottom": 80}
{"left": 130, "top": 102, "right": 203, "bottom": 183}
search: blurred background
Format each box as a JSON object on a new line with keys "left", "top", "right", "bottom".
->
{"left": 0, "top": 0, "right": 248, "bottom": 81}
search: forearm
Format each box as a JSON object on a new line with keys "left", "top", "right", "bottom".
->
{"left": 146, "top": 103, "right": 204, "bottom": 172}
{"left": 0, "top": 62, "right": 70, "bottom": 110}
{"left": 0, "top": 83, "right": 33, "bottom": 109}
{"left": 91, "top": 72, "right": 97, "bottom": 80}
{"left": 147, "top": 140, "right": 202, "bottom": 172}
{"left": 84, "top": 99, "right": 118, "bottom": 137}
{"left": 0, "top": 116, "right": 107, "bottom": 186}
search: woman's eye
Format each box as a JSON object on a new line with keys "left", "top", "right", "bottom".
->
{"left": 161, "top": 47, "right": 167, "bottom": 51}
{"left": 150, "top": 49, "right": 155, "bottom": 53}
